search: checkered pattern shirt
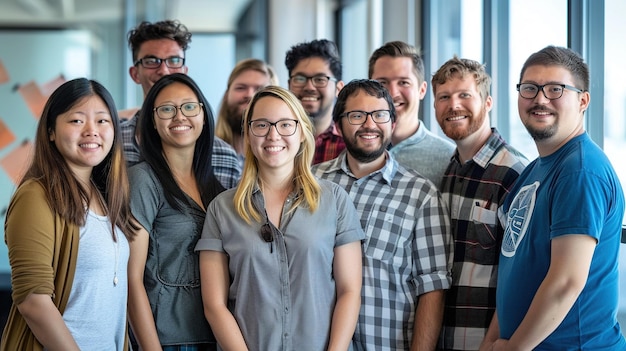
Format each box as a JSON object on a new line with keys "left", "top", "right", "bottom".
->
{"left": 313, "top": 122, "right": 346, "bottom": 165}
{"left": 438, "top": 129, "right": 527, "bottom": 351}
{"left": 313, "top": 151, "right": 453, "bottom": 351}
{"left": 120, "top": 112, "right": 241, "bottom": 189}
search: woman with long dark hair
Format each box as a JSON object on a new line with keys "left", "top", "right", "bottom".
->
{"left": 1, "top": 78, "right": 137, "bottom": 350}
{"left": 127, "top": 73, "right": 224, "bottom": 351}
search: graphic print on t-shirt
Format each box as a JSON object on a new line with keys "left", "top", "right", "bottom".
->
{"left": 501, "top": 181, "right": 539, "bottom": 257}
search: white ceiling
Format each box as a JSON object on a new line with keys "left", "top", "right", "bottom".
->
{"left": 0, "top": 0, "right": 253, "bottom": 32}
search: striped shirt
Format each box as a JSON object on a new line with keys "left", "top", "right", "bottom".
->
{"left": 438, "top": 129, "right": 527, "bottom": 351}
{"left": 313, "top": 151, "right": 453, "bottom": 351}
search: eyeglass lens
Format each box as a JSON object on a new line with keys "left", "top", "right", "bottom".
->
{"left": 249, "top": 119, "right": 298, "bottom": 137}
{"left": 155, "top": 102, "right": 202, "bottom": 119}
{"left": 290, "top": 75, "right": 333, "bottom": 88}
{"left": 517, "top": 83, "right": 581, "bottom": 100}
{"left": 137, "top": 56, "right": 184, "bottom": 69}
{"left": 345, "top": 110, "right": 391, "bottom": 125}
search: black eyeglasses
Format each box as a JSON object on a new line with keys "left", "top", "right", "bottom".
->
{"left": 249, "top": 119, "right": 299, "bottom": 137}
{"left": 341, "top": 110, "right": 392, "bottom": 125}
{"left": 153, "top": 102, "right": 203, "bottom": 120}
{"left": 289, "top": 74, "right": 337, "bottom": 88}
{"left": 517, "top": 83, "right": 583, "bottom": 100}
{"left": 134, "top": 56, "right": 185, "bottom": 69}
{"left": 261, "top": 222, "right": 274, "bottom": 253}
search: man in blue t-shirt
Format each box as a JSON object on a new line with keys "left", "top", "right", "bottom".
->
{"left": 481, "top": 46, "right": 626, "bottom": 350}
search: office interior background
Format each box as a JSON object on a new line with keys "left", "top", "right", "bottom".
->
{"left": 0, "top": 0, "right": 624, "bottom": 331}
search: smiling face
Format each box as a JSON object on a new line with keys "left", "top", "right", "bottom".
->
{"left": 50, "top": 95, "right": 114, "bottom": 179}
{"left": 370, "top": 56, "right": 426, "bottom": 130}
{"left": 337, "top": 90, "right": 394, "bottom": 164}
{"left": 434, "top": 75, "right": 492, "bottom": 141}
{"left": 152, "top": 82, "right": 204, "bottom": 153}
{"left": 518, "top": 65, "right": 589, "bottom": 148}
{"left": 248, "top": 96, "right": 303, "bottom": 175}
{"left": 287, "top": 57, "right": 340, "bottom": 121}
{"left": 225, "top": 69, "right": 273, "bottom": 133}
{"left": 129, "top": 38, "right": 188, "bottom": 97}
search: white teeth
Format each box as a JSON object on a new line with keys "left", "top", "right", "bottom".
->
{"left": 302, "top": 97, "right": 318, "bottom": 101}
{"left": 265, "top": 146, "right": 284, "bottom": 152}
{"left": 80, "top": 143, "right": 99, "bottom": 149}
{"left": 360, "top": 135, "right": 378, "bottom": 139}
{"left": 447, "top": 116, "right": 466, "bottom": 121}
{"left": 171, "top": 126, "right": 191, "bottom": 131}
{"left": 533, "top": 111, "right": 551, "bottom": 115}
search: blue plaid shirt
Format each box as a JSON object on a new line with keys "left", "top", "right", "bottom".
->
{"left": 120, "top": 112, "right": 241, "bottom": 189}
{"left": 313, "top": 151, "right": 453, "bottom": 351}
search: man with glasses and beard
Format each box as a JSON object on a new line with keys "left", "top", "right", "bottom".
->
{"left": 286, "top": 39, "right": 346, "bottom": 164}
{"left": 215, "top": 58, "right": 278, "bottom": 166}
{"left": 313, "top": 79, "right": 453, "bottom": 351}
{"left": 431, "top": 57, "right": 527, "bottom": 351}
{"left": 481, "top": 46, "right": 626, "bottom": 351}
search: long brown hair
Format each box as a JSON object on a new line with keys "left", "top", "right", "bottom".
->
{"left": 22, "top": 78, "right": 137, "bottom": 240}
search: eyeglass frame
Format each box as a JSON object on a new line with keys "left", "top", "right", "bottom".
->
{"left": 248, "top": 118, "right": 300, "bottom": 137}
{"left": 516, "top": 83, "right": 584, "bottom": 100}
{"left": 134, "top": 56, "right": 186, "bottom": 69}
{"left": 153, "top": 102, "right": 204, "bottom": 120}
{"left": 289, "top": 74, "right": 337, "bottom": 88}
{"left": 340, "top": 109, "right": 392, "bottom": 125}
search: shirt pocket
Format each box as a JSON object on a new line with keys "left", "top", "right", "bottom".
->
{"left": 465, "top": 201, "right": 500, "bottom": 264}
{"left": 363, "top": 204, "right": 410, "bottom": 263}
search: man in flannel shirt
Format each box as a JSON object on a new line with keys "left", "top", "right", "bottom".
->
{"left": 285, "top": 39, "right": 346, "bottom": 164}
{"left": 432, "top": 57, "right": 527, "bottom": 351}
{"left": 121, "top": 20, "right": 241, "bottom": 189}
{"left": 313, "top": 79, "right": 453, "bottom": 351}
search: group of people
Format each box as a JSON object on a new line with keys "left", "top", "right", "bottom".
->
{"left": 1, "top": 17, "right": 624, "bottom": 351}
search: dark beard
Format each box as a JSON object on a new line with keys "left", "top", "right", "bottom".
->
{"left": 343, "top": 131, "right": 390, "bottom": 163}
{"left": 226, "top": 105, "right": 244, "bottom": 136}
{"left": 525, "top": 123, "right": 557, "bottom": 141}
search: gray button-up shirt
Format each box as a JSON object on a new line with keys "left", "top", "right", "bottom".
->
{"left": 196, "top": 179, "right": 364, "bottom": 351}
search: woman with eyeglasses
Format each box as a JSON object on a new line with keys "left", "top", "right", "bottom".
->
{"left": 1, "top": 78, "right": 137, "bottom": 350}
{"left": 195, "top": 85, "right": 364, "bottom": 351}
{"left": 127, "top": 73, "right": 224, "bottom": 351}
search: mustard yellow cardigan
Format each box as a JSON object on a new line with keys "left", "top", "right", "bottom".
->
{"left": 0, "top": 179, "right": 128, "bottom": 350}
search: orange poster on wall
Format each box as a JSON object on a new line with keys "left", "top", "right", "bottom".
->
{"left": 41, "top": 74, "right": 65, "bottom": 96}
{"left": 0, "top": 59, "right": 8, "bottom": 84}
{"left": 0, "top": 140, "right": 33, "bottom": 185}
{"left": 15, "top": 81, "right": 46, "bottom": 120}
{"left": 0, "top": 118, "right": 16, "bottom": 150}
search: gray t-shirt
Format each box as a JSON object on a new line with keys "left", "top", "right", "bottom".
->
{"left": 390, "top": 123, "right": 455, "bottom": 188}
{"left": 62, "top": 211, "right": 129, "bottom": 350}
{"left": 196, "top": 179, "right": 364, "bottom": 351}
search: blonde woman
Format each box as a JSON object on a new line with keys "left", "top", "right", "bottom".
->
{"left": 197, "top": 86, "right": 364, "bottom": 351}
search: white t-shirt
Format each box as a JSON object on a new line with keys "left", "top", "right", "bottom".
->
{"left": 61, "top": 210, "right": 129, "bottom": 350}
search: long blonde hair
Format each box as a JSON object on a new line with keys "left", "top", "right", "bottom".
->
{"left": 233, "top": 86, "right": 320, "bottom": 223}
